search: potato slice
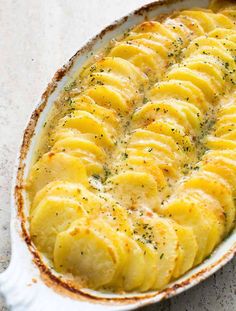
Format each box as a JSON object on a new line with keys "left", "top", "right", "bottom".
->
{"left": 125, "top": 32, "right": 172, "bottom": 52}
{"left": 126, "top": 148, "right": 179, "bottom": 179}
{"left": 150, "top": 216, "right": 178, "bottom": 289}
{"left": 106, "top": 171, "right": 160, "bottom": 212}
{"left": 52, "top": 137, "right": 105, "bottom": 176}
{"left": 129, "top": 135, "right": 175, "bottom": 163}
{"left": 166, "top": 67, "right": 217, "bottom": 102}
{"left": 164, "top": 18, "right": 192, "bottom": 45}
{"left": 209, "top": 28, "right": 236, "bottom": 41}
{"left": 84, "top": 85, "right": 129, "bottom": 113}
{"left": 71, "top": 94, "right": 120, "bottom": 129}
{"left": 52, "top": 136, "right": 106, "bottom": 161}
{"left": 210, "top": 12, "right": 235, "bottom": 28}
{"left": 131, "top": 38, "right": 168, "bottom": 58}
{"left": 162, "top": 193, "right": 222, "bottom": 265}
{"left": 185, "top": 37, "right": 228, "bottom": 58}
{"left": 133, "top": 21, "right": 177, "bottom": 40}
{"left": 188, "top": 46, "right": 236, "bottom": 84}
{"left": 207, "top": 149, "right": 236, "bottom": 162}
{"left": 146, "top": 120, "right": 195, "bottom": 156}
{"left": 221, "top": 129, "right": 236, "bottom": 140}
{"left": 96, "top": 194, "right": 133, "bottom": 236}
{"left": 201, "top": 159, "right": 236, "bottom": 194}
{"left": 180, "top": 11, "right": 215, "bottom": 32}
{"left": 182, "top": 57, "right": 224, "bottom": 91}
{"left": 149, "top": 79, "right": 208, "bottom": 112}
{"left": 109, "top": 42, "right": 160, "bottom": 79}
{"left": 32, "top": 181, "right": 100, "bottom": 214}
{"left": 220, "top": 7, "right": 236, "bottom": 22}
{"left": 57, "top": 110, "right": 116, "bottom": 147}
{"left": 86, "top": 72, "right": 138, "bottom": 102}
{"left": 124, "top": 153, "right": 168, "bottom": 191}
{"left": 181, "top": 171, "right": 234, "bottom": 234}
{"left": 176, "top": 15, "right": 205, "bottom": 36}
{"left": 133, "top": 100, "right": 192, "bottom": 132}
{"left": 136, "top": 241, "right": 158, "bottom": 292}
{"left": 119, "top": 235, "right": 146, "bottom": 291}
{"left": 202, "top": 152, "right": 236, "bottom": 195}
{"left": 50, "top": 127, "right": 97, "bottom": 146}
{"left": 130, "top": 129, "right": 184, "bottom": 162}
{"left": 215, "top": 121, "right": 236, "bottom": 138}
{"left": 131, "top": 214, "right": 178, "bottom": 289}
{"left": 30, "top": 196, "right": 86, "bottom": 257}
{"left": 80, "top": 57, "right": 148, "bottom": 88}
{"left": 32, "top": 181, "right": 133, "bottom": 236}
{"left": 182, "top": 189, "right": 225, "bottom": 255}
{"left": 171, "top": 222, "right": 198, "bottom": 278}
{"left": 206, "top": 136, "right": 236, "bottom": 150}
{"left": 26, "top": 152, "right": 88, "bottom": 198}
{"left": 54, "top": 218, "right": 123, "bottom": 288}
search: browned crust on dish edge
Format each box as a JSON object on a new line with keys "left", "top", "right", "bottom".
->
{"left": 14, "top": 0, "right": 236, "bottom": 306}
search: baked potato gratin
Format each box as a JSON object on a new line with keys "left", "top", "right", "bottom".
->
{"left": 27, "top": 0, "right": 236, "bottom": 292}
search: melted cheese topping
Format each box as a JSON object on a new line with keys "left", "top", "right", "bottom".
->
{"left": 27, "top": 1, "right": 236, "bottom": 292}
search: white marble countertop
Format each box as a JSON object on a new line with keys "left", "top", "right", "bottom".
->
{"left": 0, "top": 1, "right": 235, "bottom": 310}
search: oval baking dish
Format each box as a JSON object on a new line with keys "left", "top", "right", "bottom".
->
{"left": 0, "top": 0, "right": 236, "bottom": 310}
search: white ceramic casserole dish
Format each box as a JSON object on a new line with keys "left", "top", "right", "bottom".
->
{"left": 0, "top": 0, "right": 235, "bottom": 310}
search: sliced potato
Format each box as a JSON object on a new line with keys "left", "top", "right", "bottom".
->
{"left": 109, "top": 42, "right": 160, "bottom": 79}
{"left": 54, "top": 218, "right": 123, "bottom": 288}
{"left": 150, "top": 216, "right": 178, "bottom": 289}
{"left": 80, "top": 56, "right": 148, "bottom": 87}
{"left": 32, "top": 181, "right": 133, "bottom": 236}
{"left": 166, "top": 67, "right": 217, "bottom": 102}
{"left": 31, "top": 196, "right": 86, "bottom": 257}
{"left": 136, "top": 241, "right": 158, "bottom": 292}
{"left": 133, "top": 100, "right": 192, "bottom": 132}
{"left": 124, "top": 153, "right": 168, "bottom": 192}
{"left": 188, "top": 46, "right": 236, "bottom": 84}
{"left": 130, "top": 129, "right": 185, "bottom": 163}
{"left": 133, "top": 21, "right": 177, "bottom": 40}
{"left": 120, "top": 235, "right": 146, "bottom": 291}
{"left": 164, "top": 17, "right": 192, "bottom": 45}
{"left": 206, "top": 136, "right": 236, "bottom": 150}
{"left": 71, "top": 94, "right": 120, "bottom": 129}
{"left": 149, "top": 79, "right": 208, "bottom": 112}
{"left": 32, "top": 181, "right": 100, "bottom": 214}
{"left": 181, "top": 170, "right": 235, "bottom": 234}
{"left": 129, "top": 134, "right": 176, "bottom": 163}
{"left": 131, "top": 214, "right": 178, "bottom": 289}
{"left": 96, "top": 194, "right": 133, "bottom": 236}
{"left": 210, "top": 12, "right": 235, "bottom": 28}
{"left": 52, "top": 136, "right": 106, "bottom": 162}
{"left": 26, "top": 152, "right": 88, "bottom": 198}
{"left": 106, "top": 171, "right": 160, "bottom": 212}
{"left": 182, "top": 57, "right": 224, "bottom": 91}
{"left": 202, "top": 151, "right": 236, "bottom": 195}
{"left": 161, "top": 193, "right": 222, "bottom": 265}
{"left": 180, "top": 10, "right": 215, "bottom": 32}
{"left": 176, "top": 15, "right": 204, "bottom": 37}
{"left": 56, "top": 110, "right": 116, "bottom": 147}
{"left": 146, "top": 120, "right": 195, "bottom": 156}
{"left": 126, "top": 147, "right": 179, "bottom": 179}
{"left": 171, "top": 221, "right": 198, "bottom": 278}
{"left": 85, "top": 72, "right": 138, "bottom": 102}
{"left": 84, "top": 85, "right": 129, "bottom": 114}
{"left": 131, "top": 38, "right": 168, "bottom": 58}
{"left": 52, "top": 137, "right": 105, "bottom": 175}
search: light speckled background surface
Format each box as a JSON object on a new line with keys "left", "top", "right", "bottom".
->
{"left": 0, "top": 0, "right": 235, "bottom": 310}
